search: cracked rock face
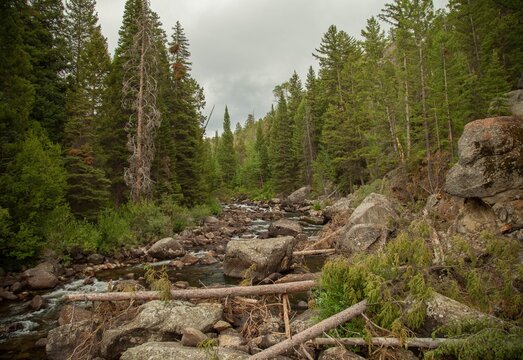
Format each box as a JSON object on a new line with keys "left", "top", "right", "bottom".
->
{"left": 445, "top": 117, "right": 523, "bottom": 205}
{"left": 121, "top": 342, "right": 249, "bottom": 360}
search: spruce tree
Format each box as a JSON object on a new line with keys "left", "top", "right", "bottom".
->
{"left": 217, "top": 107, "right": 236, "bottom": 186}
{"left": 270, "top": 94, "right": 294, "bottom": 194}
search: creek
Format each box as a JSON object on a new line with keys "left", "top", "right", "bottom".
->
{"left": 0, "top": 203, "right": 325, "bottom": 359}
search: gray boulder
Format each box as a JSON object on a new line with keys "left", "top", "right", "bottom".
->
{"left": 23, "top": 267, "right": 59, "bottom": 290}
{"left": 336, "top": 223, "right": 389, "bottom": 255}
{"left": 268, "top": 219, "right": 302, "bottom": 237}
{"left": 508, "top": 89, "right": 523, "bottom": 118}
{"left": 223, "top": 236, "right": 296, "bottom": 281}
{"left": 286, "top": 186, "right": 311, "bottom": 205}
{"left": 121, "top": 342, "right": 249, "bottom": 360}
{"left": 101, "top": 301, "right": 222, "bottom": 359}
{"left": 147, "top": 237, "right": 185, "bottom": 259}
{"left": 323, "top": 196, "right": 353, "bottom": 220}
{"left": 348, "top": 193, "right": 400, "bottom": 229}
{"left": 182, "top": 327, "right": 208, "bottom": 347}
{"left": 445, "top": 117, "right": 523, "bottom": 205}
{"left": 46, "top": 321, "right": 98, "bottom": 360}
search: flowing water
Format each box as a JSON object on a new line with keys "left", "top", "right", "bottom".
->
{"left": 0, "top": 204, "right": 325, "bottom": 359}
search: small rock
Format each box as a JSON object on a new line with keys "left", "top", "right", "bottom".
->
{"left": 218, "top": 333, "right": 244, "bottom": 349}
{"left": 170, "top": 260, "right": 184, "bottom": 268}
{"left": 87, "top": 253, "right": 105, "bottom": 265}
{"left": 30, "top": 295, "right": 45, "bottom": 310}
{"left": 204, "top": 216, "right": 220, "bottom": 224}
{"left": 0, "top": 290, "right": 17, "bottom": 301}
{"left": 213, "top": 320, "right": 232, "bottom": 332}
{"left": 181, "top": 327, "right": 208, "bottom": 347}
{"left": 35, "top": 337, "right": 47, "bottom": 347}
{"left": 268, "top": 219, "right": 302, "bottom": 237}
{"left": 173, "top": 281, "right": 189, "bottom": 289}
{"left": 204, "top": 232, "right": 215, "bottom": 239}
{"left": 10, "top": 281, "right": 23, "bottom": 293}
{"left": 180, "top": 254, "right": 199, "bottom": 266}
{"left": 297, "top": 300, "right": 308, "bottom": 309}
{"left": 83, "top": 276, "right": 94, "bottom": 285}
{"left": 200, "top": 254, "right": 218, "bottom": 265}
{"left": 319, "top": 347, "right": 366, "bottom": 360}
{"left": 23, "top": 267, "right": 59, "bottom": 290}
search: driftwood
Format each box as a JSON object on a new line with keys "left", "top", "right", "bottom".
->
{"left": 275, "top": 272, "right": 320, "bottom": 284}
{"left": 293, "top": 249, "right": 336, "bottom": 256}
{"left": 304, "top": 228, "right": 343, "bottom": 250}
{"left": 312, "top": 337, "right": 450, "bottom": 349}
{"left": 65, "top": 280, "right": 316, "bottom": 302}
{"left": 249, "top": 300, "right": 367, "bottom": 360}
{"left": 282, "top": 294, "right": 291, "bottom": 338}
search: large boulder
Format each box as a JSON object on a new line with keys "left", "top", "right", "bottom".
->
{"left": 101, "top": 301, "right": 223, "bottom": 359}
{"left": 223, "top": 236, "right": 296, "bottom": 281}
{"left": 23, "top": 266, "right": 59, "bottom": 290}
{"left": 319, "top": 347, "right": 366, "bottom": 360}
{"left": 46, "top": 321, "right": 98, "bottom": 360}
{"left": 323, "top": 196, "right": 353, "bottom": 221}
{"left": 347, "top": 193, "right": 400, "bottom": 229}
{"left": 508, "top": 89, "right": 523, "bottom": 119}
{"left": 445, "top": 117, "right": 523, "bottom": 205}
{"left": 58, "top": 304, "right": 94, "bottom": 326}
{"left": 268, "top": 219, "right": 302, "bottom": 237}
{"left": 286, "top": 186, "right": 311, "bottom": 205}
{"left": 121, "top": 342, "right": 249, "bottom": 360}
{"left": 336, "top": 223, "right": 389, "bottom": 255}
{"left": 147, "top": 237, "right": 185, "bottom": 259}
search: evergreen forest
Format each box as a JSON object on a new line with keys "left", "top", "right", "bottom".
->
{"left": 1, "top": 0, "right": 521, "bottom": 269}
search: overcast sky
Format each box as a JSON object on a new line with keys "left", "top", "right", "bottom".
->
{"left": 96, "top": 0, "right": 448, "bottom": 135}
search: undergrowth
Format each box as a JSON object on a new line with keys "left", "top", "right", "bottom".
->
{"left": 144, "top": 265, "right": 171, "bottom": 301}
{"left": 315, "top": 220, "right": 523, "bottom": 359}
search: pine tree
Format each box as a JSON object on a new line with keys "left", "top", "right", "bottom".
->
{"left": 217, "top": 107, "right": 236, "bottom": 186}
{"left": 24, "top": 0, "right": 68, "bottom": 144}
{"left": 270, "top": 94, "right": 294, "bottom": 194}
{"left": 165, "top": 21, "right": 206, "bottom": 205}
{"left": 254, "top": 121, "right": 269, "bottom": 186}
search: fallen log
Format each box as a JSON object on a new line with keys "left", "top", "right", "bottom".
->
{"left": 249, "top": 299, "right": 367, "bottom": 360}
{"left": 311, "top": 337, "right": 450, "bottom": 349}
{"left": 293, "top": 249, "right": 336, "bottom": 256}
{"left": 275, "top": 272, "right": 319, "bottom": 284}
{"left": 65, "top": 280, "right": 316, "bottom": 302}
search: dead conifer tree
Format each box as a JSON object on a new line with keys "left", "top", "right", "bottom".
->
{"left": 122, "top": 0, "right": 161, "bottom": 202}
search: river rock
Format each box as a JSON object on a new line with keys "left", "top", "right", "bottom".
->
{"left": 121, "top": 342, "right": 249, "bottom": 360}
{"left": 58, "top": 304, "right": 94, "bottom": 325}
{"left": 336, "top": 223, "right": 389, "bottom": 255}
{"left": 291, "top": 308, "right": 316, "bottom": 334}
{"left": 299, "top": 215, "right": 325, "bottom": 225}
{"left": 508, "top": 89, "right": 523, "bottom": 118}
{"left": 182, "top": 327, "right": 208, "bottom": 347}
{"left": 213, "top": 320, "right": 232, "bottom": 332}
{"left": 87, "top": 253, "right": 105, "bottom": 265}
{"left": 286, "top": 186, "right": 311, "bottom": 205}
{"left": 323, "top": 196, "right": 353, "bottom": 220}
{"left": 445, "top": 117, "right": 523, "bottom": 205}
{"left": 30, "top": 295, "right": 45, "bottom": 310}
{"left": 223, "top": 236, "right": 297, "bottom": 281}
{"left": 268, "top": 219, "right": 302, "bottom": 237}
{"left": 218, "top": 333, "right": 244, "bottom": 349}
{"left": 101, "top": 301, "right": 223, "bottom": 359}
{"left": 46, "top": 321, "right": 98, "bottom": 360}
{"left": 147, "top": 237, "right": 185, "bottom": 259}
{"left": 23, "top": 267, "right": 59, "bottom": 290}
{"left": 319, "top": 347, "right": 366, "bottom": 360}
{"left": 348, "top": 193, "right": 400, "bottom": 229}
{"left": 0, "top": 290, "right": 17, "bottom": 301}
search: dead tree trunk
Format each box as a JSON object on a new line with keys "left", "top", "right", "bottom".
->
{"left": 65, "top": 280, "right": 316, "bottom": 302}
{"left": 312, "top": 337, "right": 450, "bottom": 349}
{"left": 249, "top": 300, "right": 367, "bottom": 360}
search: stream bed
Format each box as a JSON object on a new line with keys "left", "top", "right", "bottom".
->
{"left": 0, "top": 203, "right": 325, "bottom": 359}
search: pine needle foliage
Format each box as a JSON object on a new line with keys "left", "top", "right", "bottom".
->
{"left": 144, "top": 265, "right": 171, "bottom": 302}
{"left": 315, "top": 220, "right": 433, "bottom": 337}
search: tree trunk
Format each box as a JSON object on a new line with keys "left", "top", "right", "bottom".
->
{"left": 418, "top": 43, "right": 433, "bottom": 192}
{"left": 442, "top": 46, "right": 454, "bottom": 159}
{"left": 403, "top": 52, "right": 412, "bottom": 159}
{"left": 312, "top": 337, "right": 450, "bottom": 349}
{"left": 249, "top": 300, "right": 367, "bottom": 360}
{"left": 65, "top": 280, "right": 316, "bottom": 302}
{"left": 293, "top": 249, "right": 336, "bottom": 256}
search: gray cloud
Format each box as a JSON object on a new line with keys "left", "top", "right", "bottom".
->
{"left": 96, "top": 0, "right": 448, "bottom": 135}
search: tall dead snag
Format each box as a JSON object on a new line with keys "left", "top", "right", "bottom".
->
{"left": 122, "top": 0, "right": 161, "bottom": 202}
{"left": 249, "top": 300, "right": 367, "bottom": 360}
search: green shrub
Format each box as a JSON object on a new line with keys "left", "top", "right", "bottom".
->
{"left": 96, "top": 208, "right": 135, "bottom": 254}
{"left": 127, "top": 201, "right": 172, "bottom": 242}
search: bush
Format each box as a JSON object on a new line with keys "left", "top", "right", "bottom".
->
{"left": 127, "top": 201, "right": 172, "bottom": 242}
{"left": 96, "top": 208, "right": 135, "bottom": 254}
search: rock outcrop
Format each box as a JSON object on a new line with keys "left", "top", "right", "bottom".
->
{"left": 445, "top": 117, "right": 523, "bottom": 205}
{"left": 445, "top": 117, "right": 523, "bottom": 237}
{"left": 223, "top": 236, "right": 296, "bottom": 281}
{"left": 323, "top": 196, "right": 353, "bottom": 221}
{"left": 336, "top": 223, "right": 389, "bottom": 255}
{"left": 120, "top": 342, "right": 249, "bottom": 360}
{"left": 347, "top": 193, "right": 400, "bottom": 228}
{"left": 46, "top": 321, "right": 98, "bottom": 360}
{"left": 147, "top": 237, "right": 185, "bottom": 259}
